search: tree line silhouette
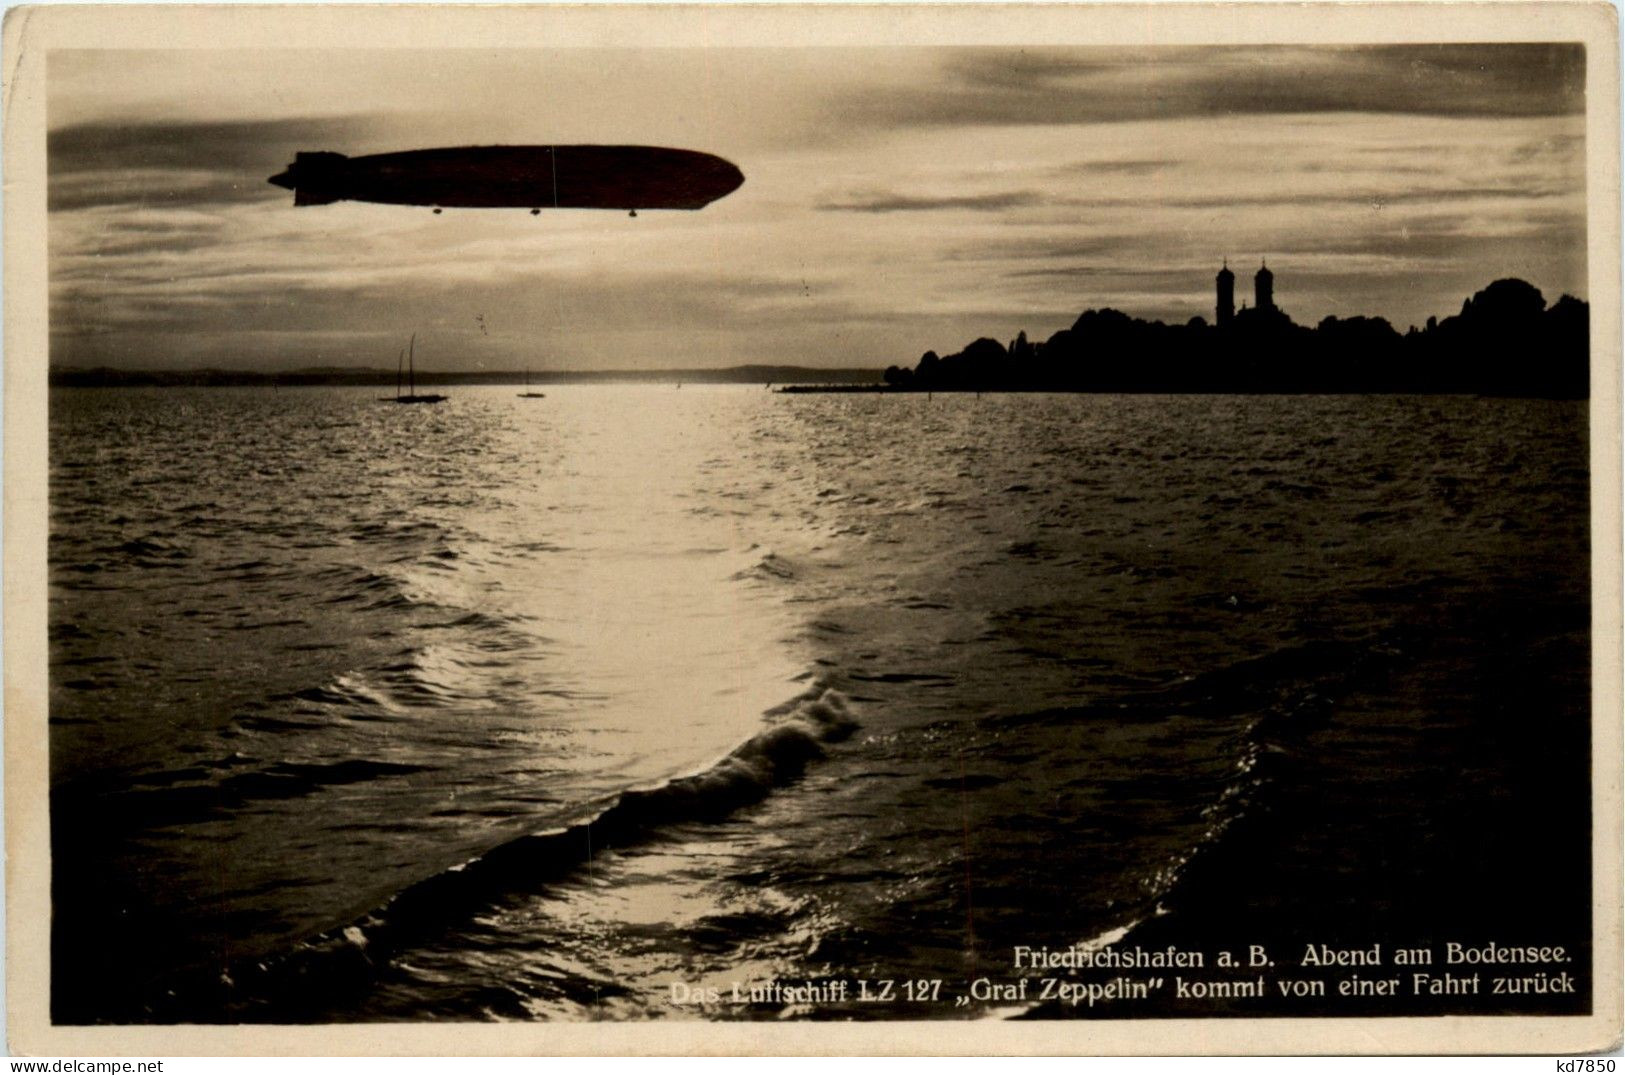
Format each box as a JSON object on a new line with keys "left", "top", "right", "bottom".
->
{"left": 882, "top": 278, "right": 1588, "bottom": 398}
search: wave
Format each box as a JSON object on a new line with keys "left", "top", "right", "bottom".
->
{"left": 110, "top": 536, "right": 192, "bottom": 562}
{"left": 987, "top": 634, "right": 1409, "bottom": 1020}
{"left": 730, "top": 550, "right": 796, "bottom": 582}
{"left": 53, "top": 535, "right": 195, "bottom": 578}
{"left": 58, "top": 757, "right": 433, "bottom": 835}
{"left": 999, "top": 619, "right": 1499, "bottom": 1023}
{"left": 159, "top": 686, "right": 857, "bottom": 1020}
{"left": 311, "top": 565, "right": 415, "bottom": 606}
{"left": 274, "top": 674, "right": 392, "bottom": 710}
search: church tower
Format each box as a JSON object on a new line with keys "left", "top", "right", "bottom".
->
{"left": 1255, "top": 260, "right": 1275, "bottom": 312}
{"left": 1216, "top": 260, "right": 1235, "bottom": 326}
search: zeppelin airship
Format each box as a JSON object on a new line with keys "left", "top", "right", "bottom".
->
{"left": 268, "top": 145, "right": 744, "bottom": 215}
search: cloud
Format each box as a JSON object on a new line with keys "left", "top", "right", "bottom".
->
{"left": 1151, "top": 183, "right": 1580, "bottom": 212}
{"left": 1056, "top": 159, "right": 1171, "bottom": 177}
{"left": 49, "top": 169, "right": 278, "bottom": 212}
{"left": 44, "top": 46, "right": 1590, "bottom": 371}
{"left": 841, "top": 44, "right": 1585, "bottom": 130}
{"left": 50, "top": 117, "right": 376, "bottom": 171}
{"left": 825, "top": 181, "right": 1578, "bottom": 219}
{"left": 48, "top": 116, "right": 384, "bottom": 210}
{"left": 1006, "top": 265, "right": 1207, "bottom": 281}
{"left": 819, "top": 191, "right": 1045, "bottom": 213}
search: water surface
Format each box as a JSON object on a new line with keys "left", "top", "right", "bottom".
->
{"left": 50, "top": 386, "right": 1590, "bottom": 1021}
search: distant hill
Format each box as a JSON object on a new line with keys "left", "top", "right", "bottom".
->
{"left": 873, "top": 277, "right": 1587, "bottom": 399}
{"left": 48, "top": 365, "right": 884, "bottom": 389}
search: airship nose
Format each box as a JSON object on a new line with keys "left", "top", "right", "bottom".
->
{"left": 268, "top": 168, "right": 296, "bottom": 190}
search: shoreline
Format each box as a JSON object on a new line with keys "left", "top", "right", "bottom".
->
{"left": 774, "top": 385, "right": 1589, "bottom": 399}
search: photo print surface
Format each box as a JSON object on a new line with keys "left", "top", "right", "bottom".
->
{"left": 18, "top": 15, "right": 1612, "bottom": 1045}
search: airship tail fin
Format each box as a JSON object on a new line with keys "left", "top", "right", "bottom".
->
{"left": 275, "top": 151, "right": 349, "bottom": 205}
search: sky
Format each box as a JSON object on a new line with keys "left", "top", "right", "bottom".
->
{"left": 47, "top": 44, "right": 1588, "bottom": 371}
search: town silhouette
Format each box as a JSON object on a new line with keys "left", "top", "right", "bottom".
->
{"left": 881, "top": 266, "right": 1589, "bottom": 398}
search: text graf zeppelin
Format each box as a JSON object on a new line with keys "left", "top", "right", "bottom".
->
{"left": 666, "top": 941, "right": 1582, "bottom": 1015}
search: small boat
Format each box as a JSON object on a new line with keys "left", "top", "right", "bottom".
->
{"left": 392, "top": 334, "right": 446, "bottom": 404}
{"left": 517, "top": 368, "right": 545, "bottom": 399}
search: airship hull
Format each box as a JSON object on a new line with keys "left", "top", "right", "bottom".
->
{"left": 268, "top": 145, "right": 744, "bottom": 211}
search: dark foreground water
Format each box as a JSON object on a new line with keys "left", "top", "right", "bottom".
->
{"left": 49, "top": 387, "right": 1590, "bottom": 1022}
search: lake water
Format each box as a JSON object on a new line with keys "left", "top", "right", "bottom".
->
{"left": 49, "top": 386, "right": 1591, "bottom": 1022}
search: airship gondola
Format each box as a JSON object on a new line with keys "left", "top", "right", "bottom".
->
{"left": 268, "top": 145, "right": 744, "bottom": 214}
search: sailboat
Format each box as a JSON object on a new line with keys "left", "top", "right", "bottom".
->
{"left": 379, "top": 348, "right": 406, "bottom": 401}
{"left": 517, "top": 368, "right": 545, "bottom": 399}
{"left": 393, "top": 334, "right": 447, "bottom": 404}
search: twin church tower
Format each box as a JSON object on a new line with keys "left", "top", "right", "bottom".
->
{"left": 1215, "top": 260, "right": 1274, "bottom": 326}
